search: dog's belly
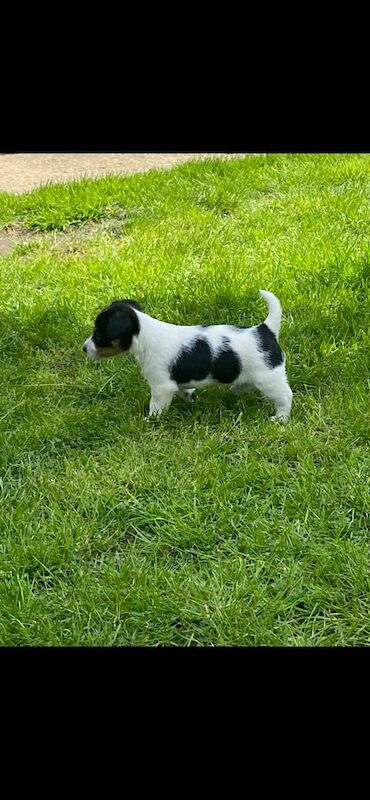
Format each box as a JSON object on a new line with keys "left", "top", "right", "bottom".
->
{"left": 178, "top": 376, "right": 237, "bottom": 390}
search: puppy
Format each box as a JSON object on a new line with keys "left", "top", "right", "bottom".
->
{"left": 83, "top": 290, "right": 292, "bottom": 421}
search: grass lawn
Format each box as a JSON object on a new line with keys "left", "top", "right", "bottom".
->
{"left": 0, "top": 153, "right": 369, "bottom": 646}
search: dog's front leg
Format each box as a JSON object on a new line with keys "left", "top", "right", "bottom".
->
{"left": 149, "top": 383, "right": 177, "bottom": 416}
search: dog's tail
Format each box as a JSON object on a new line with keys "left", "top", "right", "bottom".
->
{"left": 259, "top": 289, "right": 282, "bottom": 338}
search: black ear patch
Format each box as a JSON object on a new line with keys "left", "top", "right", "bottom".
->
{"left": 106, "top": 313, "right": 133, "bottom": 342}
{"left": 109, "top": 299, "right": 143, "bottom": 312}
{"left": 94, "top": 301, "right": 141, "bottom": 351}
{"left": 125, "top": 299, "right": 142, "bottom": 312}
{"left": 107, "top": 308, "right": 140, "bottom": 350}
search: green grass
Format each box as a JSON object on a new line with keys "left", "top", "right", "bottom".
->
{"left": 0, "top": 153, "right": 369, "bottom": 646}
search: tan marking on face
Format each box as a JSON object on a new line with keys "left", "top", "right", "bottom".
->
{"left": 95, "top": 339, "right": 124, "bottom": 358}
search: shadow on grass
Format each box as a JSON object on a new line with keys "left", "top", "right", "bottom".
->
{"left": 0, "top": 304, "right": 85, "bottom": 358}
{"left": 1, "top": 272, "right": 366, "bottom": 470}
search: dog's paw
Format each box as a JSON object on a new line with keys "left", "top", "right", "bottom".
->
{"left": 148, "top": 409, "right": 163, "bottom": 418}
{"left": 184, "top": 389, "right": 196, "bottom": 402}
{"left": 270, "top": 414, "right": 290, "bottom": 423}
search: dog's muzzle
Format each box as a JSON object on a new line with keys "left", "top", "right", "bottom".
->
{"left": 83, "top": 337, "right": 98, "bottom": 359}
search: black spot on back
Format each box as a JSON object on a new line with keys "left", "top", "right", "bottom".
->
{"left": 211, "top": 337, "right": 241, "bottom": 383}
{"left": 171, "top": 338, "right": 212, "bottom": 383}
{"left": 256, "top": 323, "right": 283, "bottom": 368}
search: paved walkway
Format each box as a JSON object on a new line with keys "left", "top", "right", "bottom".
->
{"left": 0, "top": 153, "right": 245, "bottom": 194}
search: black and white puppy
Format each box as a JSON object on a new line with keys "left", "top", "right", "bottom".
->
{"left": 83, "top": 290, "right": 292, "bottom": 421}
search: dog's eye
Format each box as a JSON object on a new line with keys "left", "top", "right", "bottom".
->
{"left": 93, "top": 330, "right": 103, "bottom": 346}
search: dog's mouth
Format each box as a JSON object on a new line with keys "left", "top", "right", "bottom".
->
{"left": 96, "top": 347, "right": 122, "bottom": 358}
{"left": 83, "top": 336, "right": 124, "bottom": 359}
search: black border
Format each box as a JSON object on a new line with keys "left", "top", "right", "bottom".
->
{"left": 3, "top": 646, "right": 367, "bottom": 727}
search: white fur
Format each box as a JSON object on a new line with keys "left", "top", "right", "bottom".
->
{"left": 83, "top": 336, "right": 97, "bottom": 357}
{"left": 126, "top": 290, "right": 293, "bottom": 421}
{"left": 258, "top": 289, "right": 282, "bottom": 337}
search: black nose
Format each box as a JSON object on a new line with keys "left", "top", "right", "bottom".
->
{"left": 82, "top": 345, "right": 87, "bottom": 353}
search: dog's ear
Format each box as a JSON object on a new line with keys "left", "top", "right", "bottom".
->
{"left": 125, "top": 299, "right": 142, "bottom": 312}
{"left": 109, "top": 299, "right": 143, "bottom": 312}
{"left": 106, "top": 311, "right": 131, "bottom": 340}
{"left": 106, "top": 306, "right": 140, "bottom": 349}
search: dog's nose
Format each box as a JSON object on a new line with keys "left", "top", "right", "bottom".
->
{"left": 82, "top": 344, "right": 87, "bottom": 353}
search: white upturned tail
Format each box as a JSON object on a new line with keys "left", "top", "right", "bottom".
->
{"left": 259, "top": 289, "right": 282, "bottom": 338}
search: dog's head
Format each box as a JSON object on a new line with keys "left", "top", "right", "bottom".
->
{"left": 83, "top": 300, "right": 142, "bottom": 360}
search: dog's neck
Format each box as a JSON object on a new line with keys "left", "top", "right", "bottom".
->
{"left": 130, "top": 311, "right": 164, "bottom": 373}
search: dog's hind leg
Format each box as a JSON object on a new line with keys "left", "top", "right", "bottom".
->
{"left": 253, "top": 366, "right": 293, "bottom": 422}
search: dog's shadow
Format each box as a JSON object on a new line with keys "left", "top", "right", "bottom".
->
{"left": 0, "top": 305, "right": 86, "bottom": 363}
{"left": 164, "top": 386, "right": 264, "bottom": 427}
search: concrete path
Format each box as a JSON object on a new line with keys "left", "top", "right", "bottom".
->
{"left": 0, "top": 153, "right": 246, "bottom": 194}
